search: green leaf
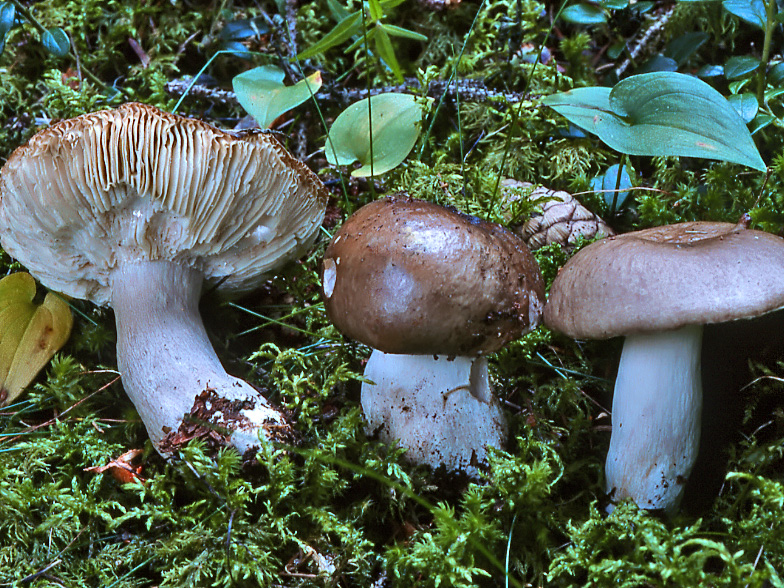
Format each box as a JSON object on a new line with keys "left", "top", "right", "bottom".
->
{"left": 40, "top": 27, "right": 69, "bottom": 57}
{"left": 722, "top": 0, "right": 767, "bottom": 28}
{"left": 233, "top": 65, "right": 322, "bottom": 129}
{"left": 375, "top": 25, "right": 403, "bottom": 82}
{"left": 368, "top": 0, "right": 384, "bottom": 22}
{"left": 0, "top": 3, "right": 15, "bottom": 39}
{"left": 297, "top": 11, "right": 362, "bottom": 59}
{"left": 768, "top": 61, "right": 784, "bottom": 85}
{"left": 344, "top": 25, "right": 376, "bottom": 53}
{"left": 326, "top": 0, "right": 352, "bottom": 21}
{"left": 543, "top": 72, "right": 766, "bottom": 171}
{"left": 325, "top": 93, "right": 427, "bottom": 176}
{"left": 664, "top": 31, "right": 709, "bottom": 65}
{"left": 637, "top": 55, "right": 678, "bottom": 73}
{"left": 561, "top": 4, "right": 607, "bottom": 24}
{"left": 727, "top": 93, "right": 758, "bottom": 123}
{"left": 749, "top": 112, "right": 774, "bottom": 134}
{"left": 592, "top": 163, "right": 633, "bottom": 209}
{"left": 724, "top": 55, "right": 760, "bottom": 79}
{"left": 382, "top": 23, "right": 428, "bottom": 42}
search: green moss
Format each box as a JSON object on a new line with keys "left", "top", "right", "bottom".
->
{"left": 2, "top": 0, "right": 784, "bottom": 585}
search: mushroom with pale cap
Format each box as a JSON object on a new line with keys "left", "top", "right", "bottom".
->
{"left": 0, "top": 102, "right": 328, "bottom": 455}
{"left": 322, "top": 195, "right": 545, "bottom": 474}
{"left": 544, "top": 221, "right": 784, "bottom": 513}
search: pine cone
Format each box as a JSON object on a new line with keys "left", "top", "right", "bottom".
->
{"left": 501, "top": 179, "right": 615, "bottom": 250}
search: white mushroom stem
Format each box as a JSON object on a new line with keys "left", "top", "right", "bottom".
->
{"left": 111, "top": 260, "right": 288, "bottom": 455}
{"left": 605, "top": 324, "right": 703, "bottom": 514}
{"left": 361, "top": 350, "right": 507, "bottom": 476}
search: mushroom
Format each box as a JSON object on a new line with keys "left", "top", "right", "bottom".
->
{"left": 544, "top": 221, "right": 784, "bottom": 513}
{"left": 0, "top": 103, "right": 328, "bottom": 456}
{"left": 322, "top": 195, "right": 545, "bottom": 474}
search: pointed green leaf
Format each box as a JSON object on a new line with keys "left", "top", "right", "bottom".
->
{"left": 297, "top": 11, "right": 362, "bottom": 59}
{"left": 382, "top": 23, "right": 428, "bottom": 42}
{"left": 380, "top": 0, "right": 408, "bottom": 8}
{"left": 326, "top": 93, "right": 427, "bottom": 177}
{"left": 233, "top": 65, "right": 322, "bottom": 129}
{"left": 544, "top": 72, "right": 766, "bottom": 171}
{"left": 345, "top": 25, "right": 376, "bottom": 53}
{"left": 724, "top": 55, "right": 760, "bottom": 79}
{"left": 368, "top": 0, "right": 384, "bottom": 22}
{"left": 40, "top": 27, "right": 70, "bottom": 57}
{"left": 375, "top": 25, "right": 403, "bottom": 82}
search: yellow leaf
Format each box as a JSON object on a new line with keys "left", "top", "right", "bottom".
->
{"left": 0, "top": 274, "right": 73, "bottom": 407}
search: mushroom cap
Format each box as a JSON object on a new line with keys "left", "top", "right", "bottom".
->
{"left": 0, "top": 103, "right": 328, "bottom": 306}
{"left": 545, "top": 221, "right": 784, "bottom": 339}
{"left": 322, "top": 195, "right": 545, "bottom": 356}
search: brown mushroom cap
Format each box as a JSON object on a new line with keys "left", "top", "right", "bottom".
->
{"left": 0, "top": 103, "right": 328, "bottom": 306}
{"left": 322, "top": 195, "right": 545, "bottom": 356}
{"left": 545, "top": 221, "right": 784, "bottom": 339}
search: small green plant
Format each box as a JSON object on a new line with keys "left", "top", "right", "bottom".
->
{"left": 297, "top": 0, "right": 427, "bottom": 82}
{"left": 543, "top": 71, "right": 766, "bottom": 171}
{"left": 233, "top": 65, "right": 322, "bottom": 129}
{"left": 0, "top": 1, "right": 69, "bottom": 57}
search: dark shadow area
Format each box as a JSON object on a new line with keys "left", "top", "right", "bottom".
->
{"left": 682, "top": 308, "right": 784, "bottom": 513}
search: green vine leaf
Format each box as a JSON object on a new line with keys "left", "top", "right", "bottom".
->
{"left": 543, "top": 72, "right": 766, "bottom": 171}
{"left": 233, "top": 65, "right": 322, "bottom": 129}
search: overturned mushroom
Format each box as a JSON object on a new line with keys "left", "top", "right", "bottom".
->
{"left": 0, "top": 103, "right": 328, "bottom": 455}
{"left": 544, "top": 221, "right": 784, "bottom": 514}
{"left": 322, "top": 195, "right": 544, "bottom": 474}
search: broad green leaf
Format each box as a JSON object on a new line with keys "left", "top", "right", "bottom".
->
{"left": 724, "top": 55, "right": 760, "bottom": 79}
{"left": 543, "top": 72, "right": 766, "bottom": 171}
{"left": 297, "top": 11, "right": 362, "bottom": 59}
{"left": 728, "top": 93, "right": 759, "bottom": 123}
{"left": 664, "top": 31, "right": 709, "bottom": 65}
{"left": 40, "top": 27, "right": 69, "bottom": 57}
{"left": 326, "top": 93, "right": 427, "bottom": 176}
{"left": 637, "top": 55, "right": 678, "bottom": 73}
{"left": 722, "top": 0, "right": 767, "bottom": 28}
{"left": 603, "top": 0, "right": 629, "bottom": 9}
{"left": 768, "top": 61, "right": 784, "bottom": 85}
{"left": 0, "top": 273, "right": 72, "bottom": 407}
{"left": 233, "top": 65, "right": 322, "bottom": 129}
{"left": 561, "top": 3, "right": 607, "bottom": 24}
{"left": 0, "top": 3, "right": 14, "bottom": 39}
